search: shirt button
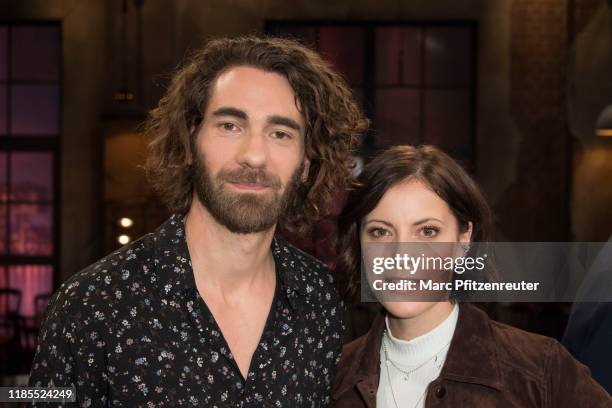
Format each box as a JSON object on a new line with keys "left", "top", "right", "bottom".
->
{"left": 435, "top": 385, "right": 446, "bottom": 398}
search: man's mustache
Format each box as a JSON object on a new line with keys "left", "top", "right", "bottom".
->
{"left": 218, "top": 168, "right": 282, "bottom": 189}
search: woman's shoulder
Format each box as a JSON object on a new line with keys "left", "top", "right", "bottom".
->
{"left": 488, "top": 316, "right": 558, "bottom": 351}
{"left": 340, "top": 303, "right": 385, "bottom": 360}
{"left": 487, "top": 317, "right": 562, "bottom": 378}
{"left": 332, "top": 334, "right": 371, "bottom": 401}
{"left": 451, "top": 304, "right": 611, "bottom": 405}
{"left": 458, "top": 304, "right": 584, "bottom": 382}
{"left": 490, "top": 317, "right": 610, "bottom": 404}
{"left": 340, "top": 333, "right": 369, "bottom": 361}
{"left": 333, "top": 308, "right": 386, "bottom": 398}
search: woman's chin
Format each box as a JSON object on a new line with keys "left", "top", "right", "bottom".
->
{"left": 382, "top": 301, "right": 440, "bottom": 320}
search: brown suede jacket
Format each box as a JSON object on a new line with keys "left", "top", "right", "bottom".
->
{"left": 331, "top": 303, "right": 612, "bottom": 407}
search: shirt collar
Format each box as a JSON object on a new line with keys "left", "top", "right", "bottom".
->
{"left": 151, "top": 214, "right": 311, "bottom": 307}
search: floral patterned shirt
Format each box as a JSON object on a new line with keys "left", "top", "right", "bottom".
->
{"left": 28, "top": 214, "right": 344, "bottom": 407}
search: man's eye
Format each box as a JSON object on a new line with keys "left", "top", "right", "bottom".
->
{"left": 271, "top": 131, "right": 291, "bottom": 140}
{"left": 220, "top": 123, "right": 239, "bottom": 132}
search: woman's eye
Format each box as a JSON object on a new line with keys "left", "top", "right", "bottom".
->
{"left": 419, "top": 226, "right": 440, "bottom": 238}
{"left": 368, "top": 228, "right": 390, "bottom": 238}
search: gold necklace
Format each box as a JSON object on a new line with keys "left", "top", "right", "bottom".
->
{"left": 381, "top": 330, "right": 449, "bottom": 408}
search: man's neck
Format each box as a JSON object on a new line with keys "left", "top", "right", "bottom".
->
{"left": 184, "top": 200, "right": 276, "bottom": 294}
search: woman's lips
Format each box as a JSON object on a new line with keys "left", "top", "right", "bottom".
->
{"left": 383, "top": 276, "right": 419, "bottom": 284}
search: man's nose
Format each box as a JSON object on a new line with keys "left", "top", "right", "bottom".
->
{"left": 236, "top": 131, "right": 267, "bottom": 168}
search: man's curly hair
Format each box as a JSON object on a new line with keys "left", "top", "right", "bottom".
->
{"left": 144, "top": 35, "right": 368, "bottom": 235}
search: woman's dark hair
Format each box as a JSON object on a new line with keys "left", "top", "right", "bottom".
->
{"left": 144, "top": 36, "right": 368, "bottom": 235}
{"left": 335, "top": 145, "right": 493, "bottom": 304}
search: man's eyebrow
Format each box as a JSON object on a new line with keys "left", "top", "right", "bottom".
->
{"left": 268, "top": 115, "right": 302, "bottom": 131}
{"left": 211, "top": 107, "right": 247, "bottom": 120}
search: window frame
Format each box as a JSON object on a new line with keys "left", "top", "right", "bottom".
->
{"left": 265, "top": 20, "right": 479, "bottom": 170}
{"left": 0, "top": 20, "right": 62, "bottom": 308}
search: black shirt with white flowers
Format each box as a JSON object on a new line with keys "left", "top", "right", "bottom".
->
{"left": 28, "top": 214, "right": 344, "bottom": 407}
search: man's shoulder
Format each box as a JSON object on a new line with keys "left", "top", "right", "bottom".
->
{"left": 273, "top": 236, "right": 343, "bottom": 300}
{"left": 273, "top": 236, "right": 333, "bottom": 280}
{"left": 48, "top": 233, "right": 157, "bottom": 319}
{"left": 273, "top": 236, "right": 344, "bottom": 326}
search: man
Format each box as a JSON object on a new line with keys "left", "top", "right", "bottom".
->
{"left": 29, "top": 36, "right": 367, "bottom": 407}
{"left": 563, "top": 238, "right": 612, "bottom": 393}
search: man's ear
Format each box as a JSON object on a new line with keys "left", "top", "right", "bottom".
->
{"left": 186, "top": 125, "right": 197, "bottom": 165}
{"left": 301, "top": 158, "right": 311, "bottom": 182}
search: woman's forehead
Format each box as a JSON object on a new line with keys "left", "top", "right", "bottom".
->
{"left": 365, "top": 180, "right": 454, "bottom": 223}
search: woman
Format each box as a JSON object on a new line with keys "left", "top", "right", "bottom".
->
{"left": 331, "top": 145, "right": 611, "bottom": 407}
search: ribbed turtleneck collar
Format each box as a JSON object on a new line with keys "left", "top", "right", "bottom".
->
{"left": 383, "top": 303, "right": 459, "bottom": 367}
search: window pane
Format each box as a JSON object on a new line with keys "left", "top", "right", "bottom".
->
{"left": 0, "top": 267, "right": 20, "bottom": 318}
{"left": 0, "top": 153, "right": 5, "bottom": 253}
{"left": 0, "top": 205, "right": 5, "bottom": 254}
{"left": 0, "top": 26, "right": 6, "bottom": 80}
{"left": 10, "top": 204, "right": 53, "bottom": 255}
{"left": 318, "top": 27, "right": 365, "bottom": 87}
{"left": 10, "top": 84, "right": 59, "bottom": 135}
{"left": 376, "top": 27, "right": 421, "bottom": 86}
{"left": 0, "top": 84, "right": 6, "bottom": 134}
{"left": 352, "top": 87, "right": 364, "bottom": 111}
{"left": 10, "top": 152, "right": 53, "bottom": 201}
{"left": 424, "top": 90, "right": 471, "bottom": 148}
{"left": 266, "top": 25, "right": 319, "bottom": 49}
{"left": 11, "top": 25, "right": 60, "bottom": 81}
{"left": 0, "top": 152, "right": 5, "bottom": 202}
{"left": 8, "top": 265, "right": 53, "bottom": 317}
{"left": 425, "top": 27, "right": 472, "bottom": 87}
{"left": 374, "top": 89, "right": 421, "bottom": 148}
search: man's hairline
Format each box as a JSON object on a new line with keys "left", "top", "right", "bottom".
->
{"left": 194, "top": 63, "right": 313, "bottom": 158}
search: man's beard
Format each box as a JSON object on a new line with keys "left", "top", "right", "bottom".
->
{"left": 191, "top": 148, "right": 303, "bottom": 234}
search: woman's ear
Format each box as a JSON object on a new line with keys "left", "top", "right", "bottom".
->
{"left": 459, "top": 221, "right": 473, "bottom": 244}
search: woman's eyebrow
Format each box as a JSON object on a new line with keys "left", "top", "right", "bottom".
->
{"left": 363, "top": 219, "right": 394, "bottom": 227}
{"left": 412, "top": 217, "right": 445, "bottom": 225}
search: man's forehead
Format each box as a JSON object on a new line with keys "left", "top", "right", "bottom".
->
{"left": 206, "top": 66, "right": 304, "bottom": 123}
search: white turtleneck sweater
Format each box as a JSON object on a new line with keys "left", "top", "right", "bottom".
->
{"left": 377, "top": 304, "right": 459, "bottom": 408}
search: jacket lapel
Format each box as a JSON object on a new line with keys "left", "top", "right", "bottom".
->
{"left": 438, "top": 303, "right": 504, "bottom": 390}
